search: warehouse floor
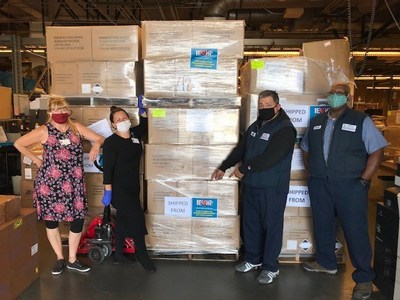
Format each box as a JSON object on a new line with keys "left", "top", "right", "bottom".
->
{"left": 17, "top": 171, "right": 393, "bottom": 300}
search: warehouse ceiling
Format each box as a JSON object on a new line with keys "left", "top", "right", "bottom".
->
{"left": 0, "top": 0, "right": 399, "bottom": 76}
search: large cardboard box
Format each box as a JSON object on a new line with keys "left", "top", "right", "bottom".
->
{"left": 46, "top": 26, "right": 92, "bottom": 62}
{"left": 240, "top": 58, "right": 306, "bottom": 95}
{"left": 20, "top": 180, "right": 34, "bottom": 208}
{"left": 281, "top": 216, "right": 345, "bottom": 256}
{"left": 145, "top": 214, "right": 240, "bottom": 253}
{"left": 144, "top": 58, "right": 238, "bottom": 98}
{"left": 77, "top": 62, "right": 107, "bottom": 97}
{"left": 105, "top": 61, "right": 137, "bottom": 98}
{"left": 142, "top": 20, "right": 244, "bottom": 59}
{"left": 148, "top": 108, "right": 239, "bottom": 145}
{"left": 191, "top": 217, "right": 240, "bottom": 253}
{"left": 92, "top": 25, "right": 140, "bottom": 61}
{"left": 302, "top": 39, "right": 354, "bottom": 94}
{"left": 384, "top": 126, "right": 400, "bottom": 148}
{"left": 0, "top": 87, "right": 13, "bottom": 119}
{"left": 145, "top": 214, "right": 193, "bottom": 251}
{"left": 49, "top": 62, "right": 79, "bottom": 96}
{"left": 85, "top": 173, "right": 104, "bottom": 206}
{"left": 145, "top": 144, "right": 237, "bottom": 180}
{"left": 0, "top": 209, "right": 39, "bottom": 300}
{"left": 0, "top": 195, "right": 21, "bottom": 225}
{"left": 387, "top": 110, "right": 400, "bottom": 126}
{"left": 147, "top": 180, "right": 239, "bottom": 216}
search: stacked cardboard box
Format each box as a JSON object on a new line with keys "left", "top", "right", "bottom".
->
{"left": 143, "top": 20, "right": 244, "bottom": 254}
{"left": 46, "top": 26, "right": 140, "bottom": 99}
{"left": 0, "top": 195, "right": 39, "bottom": 300}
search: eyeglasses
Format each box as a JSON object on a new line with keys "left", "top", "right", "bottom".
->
{"left": 327, "top": 91, "right": 348, "bottom": 96}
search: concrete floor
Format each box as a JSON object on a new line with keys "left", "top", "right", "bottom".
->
{"left": 17, "top": 171, "right": 394, "bottom": 300}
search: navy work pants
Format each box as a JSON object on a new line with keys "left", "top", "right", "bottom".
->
{"left": 242, "top": 184, "right": 287, "bottom": 272}
{"left": 308, "top": 177, "right": 375, "bottom": 283}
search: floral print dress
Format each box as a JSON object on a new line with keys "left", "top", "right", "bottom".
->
{"left": 33, "top": 123, "right": 88, "bottom": 221}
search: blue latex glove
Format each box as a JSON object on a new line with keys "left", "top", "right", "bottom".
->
{"left": 101, "top": 190, "right": 112, "bottom": 206}
{"left": 138, "top": 95, "right": 145, "bottom": 115}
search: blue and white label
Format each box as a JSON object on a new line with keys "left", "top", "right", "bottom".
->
{"left": 342, "top": 123, "right": 357, "bottom": 132}
{"left": 192, "top": 197, "right": 218, "bottom": 218}
{"left": 190, "top": 48, "right": 218, "bottom": 70}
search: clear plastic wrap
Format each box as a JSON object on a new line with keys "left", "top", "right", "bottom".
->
{"left": 240, "top": 56, "right": 352, "bottom": 96}
{"left": 50, "top": 61, "right": 138, "bottom": 98}
{"left": 145, "top": 214, "right": 240, "bottom": 254}
{"left": 142, "top": 96, "right": 241, "bottom": 108}
{"left": 145, "top": 144, "right": 238, "bottom": 180}
{"left": 148, "top": 108, "right": 239, "bottom": 145}
{"left": 144, "top": 58, "right": 239, "bottom": 98}
{"left": 147, "top": 180, "right": 239, "bottom": 216}
{"left": 142, "top": 20, "right": 244, "bottom": 59}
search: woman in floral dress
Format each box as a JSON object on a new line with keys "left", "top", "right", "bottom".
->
{"left": 14, "top": 96, "right": 104, "bottom": 275}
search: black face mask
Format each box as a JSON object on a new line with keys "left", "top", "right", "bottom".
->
{"left": 258, "top": 107, "right": 277, "bottom": 121}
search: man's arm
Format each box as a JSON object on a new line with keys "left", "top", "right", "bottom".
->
{"left": 360, "top": 148, "right": 384, "bottom": 181}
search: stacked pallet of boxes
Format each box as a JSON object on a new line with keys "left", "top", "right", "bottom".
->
{"left": 383, "top": 110, "right": 400, "bottom": 163}
{"left": 0, "top": 195, "right": 39, "bottom": 300}
{"left": 240, "top": 39, "right": 353, "bottom": 261}
{"left": 142, "top": 20, "right": 244, "bottom": 255}
{"left": 45, "top": 25, "right": 142, "bottom": 233}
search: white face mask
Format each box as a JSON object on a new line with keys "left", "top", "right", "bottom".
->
{"left": 116, "top": 119, "right": 131, "bottom": 133}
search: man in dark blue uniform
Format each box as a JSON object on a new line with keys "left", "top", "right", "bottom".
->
{"left": 300, "top": 83, "right": 387, "bottom": 299}
{"left": 211, "top": 90, "right": 296, "bottom": 284}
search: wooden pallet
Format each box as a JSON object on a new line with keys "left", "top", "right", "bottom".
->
{"left": 149, "top": 251, "right": 239, "bottom": 262}
{"left": 278, "top": 253, "right": 346, "bottom": 264}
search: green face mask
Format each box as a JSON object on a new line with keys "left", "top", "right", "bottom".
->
{"left": 327, "top": 93, "right": 348, "bottom": 108}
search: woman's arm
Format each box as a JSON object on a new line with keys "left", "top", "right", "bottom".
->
{"left": 75, "top": 122, "right": 105, "bottom": 161}
{"left": 14, "top": 125, "right": 47, "bottom": 168}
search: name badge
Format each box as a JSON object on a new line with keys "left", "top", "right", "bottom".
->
{"left": 60, "top": 139, "right": 71, "bottom": 145}
{"left": 250, "top": 131, "right": 256, "bottom": 137}
{"left": 260, "top": 133, "right": 270, "bottom": 141}
{"left": 131, "top": 138, "right": 140, "bottom": 144}
{"left": 313, "top": 125, "right": 322, "bottom": 130}
{"left": 341, "top": 123, "right": 357, "bottom": 132}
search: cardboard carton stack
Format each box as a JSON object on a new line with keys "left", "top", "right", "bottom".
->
{"left": 46, "top": 26, "right": 140, "bottom": 98}
{"left": 240, "top": 39, "right": 353, "bottom": 259}
{"left": 142, "top": 20, "right": 244, "bottom": 254}
{"left": 0, "top": 195, "right": 39, "bottom": 300}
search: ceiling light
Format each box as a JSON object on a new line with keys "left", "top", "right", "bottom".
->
{"left": 352, "top": 51, "right": 400, "bottom": 57}
{"left": 356, "top": 76, "right": 400, "bottom": 80}
{"left": 243, "top": 51, "right": 300, "bottom": 57}
{"left": 366, "top": 86, "right": 400, "bottom": 90}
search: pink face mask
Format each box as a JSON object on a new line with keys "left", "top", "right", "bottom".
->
{"left": 52, "top": 113, "right": 69, "bottom": 124}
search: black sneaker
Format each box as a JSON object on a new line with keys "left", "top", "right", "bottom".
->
{"left": 51, "top": 259, "right": 66, "bottom": 275}
{"left": 66, "top": 259, "right": 91, "bottom": 272}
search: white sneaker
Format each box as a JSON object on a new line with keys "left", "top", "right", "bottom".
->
{"left": 256, "top": 270, "right": 279, "bottom": 284}
{"left": 235, "top": 261, "right": 262, "bottom": 273}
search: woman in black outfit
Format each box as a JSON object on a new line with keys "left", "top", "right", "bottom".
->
{"left": 101, "top": 103, "right": 155, "bottom": 272}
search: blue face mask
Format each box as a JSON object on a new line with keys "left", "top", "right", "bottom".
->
{"left": 327, "top": 93, "right": 348, "bottom": 108}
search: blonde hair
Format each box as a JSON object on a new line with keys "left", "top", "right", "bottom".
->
{"left": 47, "top": 95, "right": 79, "bottom": 135}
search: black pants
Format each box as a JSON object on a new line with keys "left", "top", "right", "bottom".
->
{"left": 308, "top": 177, "right": 375, "bottom": 283}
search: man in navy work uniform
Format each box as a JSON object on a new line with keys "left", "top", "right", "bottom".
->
{"left": 300, "top": 82, "right": 387, "bottom": 300}
{"left": 211, "top": 90, "right": 296, "bottom": 284}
